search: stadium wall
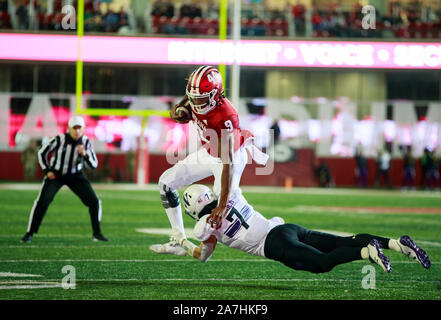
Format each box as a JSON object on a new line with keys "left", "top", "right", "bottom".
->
{"left": 0, "top": 150, "right": 425, "bottom": 188}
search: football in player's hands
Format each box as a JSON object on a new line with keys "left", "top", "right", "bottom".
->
{"left": 171, "top": 101, "right": 192, "bottom": 124}
{"left": 176, "top": 106, "right": 192, "bottom": 121}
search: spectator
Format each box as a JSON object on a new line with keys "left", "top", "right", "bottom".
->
{"left": 400, "top": 145, "right": 416, "bottom": 190}
{"left": 84, "top": 5, "right": 100, "bottom": 32}
{"left": 16, "top": 1, "right": 29, "bottom": 30}
{"left": 292, "top": 7, "right": 306, "bottom": 36}
{"left": 104, "top": 9, "right": 120, "bottom": 32}
{"left": 0, "top": 0, "right": 7, "bottom": 12}
{"left": 21, "top": 139, "right": 39, "bottom": 182}
{"left": 180, "top": 3, "right": 202, "bottom": 18}
{"left": 0, "top": 10, "right": 12, "bottom": 29}
{"left": 311, "top": 9, "right": 324, "bottom": 33}
{"left": 423, "top": 148, "right": 439, "bottom": 190}
{"left": 421, "top": 147, "right": 429, "bottom": 187}
{"left": 151, "top": 0, "right": 174, "bottom": 18}
{"left": 374, "top": 147, "right": 392, "bottom": 189}
{"left": 355, "top": 147, "right": 368, "bottom": 188}
{"left": 315, "top": 160, "right": 334, "bottom": 188}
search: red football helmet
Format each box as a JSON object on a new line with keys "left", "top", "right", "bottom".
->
{"left": 186, "top": 66, "right": 224, "bottom": 115}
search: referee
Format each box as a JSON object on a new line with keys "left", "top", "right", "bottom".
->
{"left": 21, "top": 116, "right": 108, "bottom": 243}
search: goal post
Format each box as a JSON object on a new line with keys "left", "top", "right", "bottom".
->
{"left": 74, "top": 0, "right": 170, "bottom": 186}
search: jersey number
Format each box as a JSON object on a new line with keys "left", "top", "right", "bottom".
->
{"left": 226, "top": 208, "right": 249, "bottom": 229}
{"left": 224, "top": 120, "right": 233, "bottom": 132}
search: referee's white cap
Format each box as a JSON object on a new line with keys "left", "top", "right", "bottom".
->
{"left": 68, "top": 115, "right": 85, "bottom": 128}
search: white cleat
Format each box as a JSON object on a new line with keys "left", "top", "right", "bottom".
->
{"left": 367, "top": 239, "right": 392, "bottom": 273}
{"left": 398, "top": 235, "right": 431, "bottom": 269}
{"left": 149, "top": 237, "right": 188, "bottom": 256}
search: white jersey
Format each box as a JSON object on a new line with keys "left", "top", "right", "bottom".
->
{"left": 193, "top": 191, "right": 284, "bottom": 257}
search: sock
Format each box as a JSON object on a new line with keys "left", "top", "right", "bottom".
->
{"left": 361, "top": 247, "right": 369, "bottom": 259}
{"left": 388, "top": 239, "right": 403, "bottom": 253}
{"left": 165, "top": 205, "right": 186, "bottom": 240}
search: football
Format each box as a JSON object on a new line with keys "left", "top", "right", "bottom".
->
{"left": 176, "top": 105, "right": 192, "bottom": 122}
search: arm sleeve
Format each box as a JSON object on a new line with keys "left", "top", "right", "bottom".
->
{"left": 37, "top": 135, "right": 59, "bottom": 173}
{"left": 83, "top": 138, "right": 98, "bottom": 169}
{"left": 193, "top": 217, "right": 215, "bottom": 242}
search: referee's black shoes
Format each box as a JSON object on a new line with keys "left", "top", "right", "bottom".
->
{"left": 21, "top": 232, "right": 33, "bottom": 243}
{"left": 92, "top": 233, "right": 109, "bottom": 242}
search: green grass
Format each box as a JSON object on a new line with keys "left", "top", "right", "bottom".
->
{"left": 1, "top": 185, "right": 441, "bottom": 300}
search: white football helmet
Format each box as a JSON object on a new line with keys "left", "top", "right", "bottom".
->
{"left": 182, "top": 184, "right": 218, "bottom": 221}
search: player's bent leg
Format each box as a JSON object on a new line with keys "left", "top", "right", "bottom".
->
{"left": 152, "top": 152, "right": 217, "bottom": 256}
{"left": 264, "top": 224, "right": 395, "bottom": 274}
{"left": 264, "top": 224, "right": 361, "bottom": 274}
{"left": 151, "top": 179, "right": 188, "bottom": 256}
{"left": 302, "top": 229, "right": 392, "bottom": 254}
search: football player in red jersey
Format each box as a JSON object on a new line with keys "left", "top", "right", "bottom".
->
{"left": 150, "top": 66, "right": 268, "bottom": 256}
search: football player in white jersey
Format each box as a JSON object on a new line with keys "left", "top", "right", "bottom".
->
{"left": 173, "top": 184, "right": 431, "bottom": 274}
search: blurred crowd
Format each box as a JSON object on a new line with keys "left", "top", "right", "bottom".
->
{"left": 150, "top": 0, "right": 441, "bottom": 39}
{"left": 353, "top": 145, "right": 441, "bottom": 191}
{"left": 313, "top": 144, "right": 441, "bottom": 190}
{"left": 1, "top": 0, "right": 439, "bottom": 39}
{"left": 305, "top": 1, "right": 441, "bottom": 38}
{"left": 0, "top": 0, "right": 132, "bottom": 33}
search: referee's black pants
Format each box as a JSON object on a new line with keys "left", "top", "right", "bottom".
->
{"left": 264, "top": 224, "right": 391, "bottom": 274}
{"left": 27, "top": 172, "right": 102, "bottom": 235}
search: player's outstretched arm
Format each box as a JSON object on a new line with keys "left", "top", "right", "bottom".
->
{"left": 180, "top": 236, "right": 217, "bottom": 263}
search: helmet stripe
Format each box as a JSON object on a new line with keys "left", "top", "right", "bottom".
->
{"left": 194, "top": 66, "right": 212, "bottom": 95}
{"left": 191, "top": 66, "right": 207, "bottom": 94}
{"left": 195, "top": 66, "right": 212, "bottom": 89}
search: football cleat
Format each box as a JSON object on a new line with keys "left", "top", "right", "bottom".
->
{"left": 399, "top": 235, "right": 431, "bottom": 269}
{"left": 21, "top": 232, "right": 33, "bottom": 243}
{"left": 92, "top": 233, "right": 109, "bottom": 242}
{"left": 367, "top": 239, "right": 392, "bottom": 273}
{"left": 149, "top": 237, "right": 188, "bottom": 256}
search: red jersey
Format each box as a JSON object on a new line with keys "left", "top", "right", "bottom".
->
{"left": 190, "top": 97, "right": 253, "bottom": 156}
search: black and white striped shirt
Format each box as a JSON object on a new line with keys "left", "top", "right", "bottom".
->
{"left": 38, "top": 133, "right": 98, "bottom": 175}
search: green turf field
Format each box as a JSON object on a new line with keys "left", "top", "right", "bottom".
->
{"left": 1, "top": 184, "right": 440, "bottom": 300}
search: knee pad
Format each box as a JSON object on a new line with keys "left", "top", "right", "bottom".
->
{"left": 159, "top": 182, "right": 180, "bottom": 209}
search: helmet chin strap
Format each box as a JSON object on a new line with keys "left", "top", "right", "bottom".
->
{"left": 198, "top": 200, "right": 219, "bottom": 220}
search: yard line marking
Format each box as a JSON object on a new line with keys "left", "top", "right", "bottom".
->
{"left": 2, "top": 183, "right": 441, "bottom": 198}
{"left": 12, "top": 278, "right": 440, "bottom": 284}
{"left": 0, "top": 245, "right": 149, "bottom": 248}
{"left": 0, "top": 259, "right": 439, "bottom": 264}
{"left": 0, "top": 280, "right": 61, "bottom": 290}
{"left": 0, "top": 272, "right": 42, "bottom": 277}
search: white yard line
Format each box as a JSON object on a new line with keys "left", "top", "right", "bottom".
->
{"left": 0, "top": 280, "right": 62, "bottom": 290}
{"left": 1, "top": 278, "right": 439, "bottom": 284}
{"left": 1, "top": 245, "right": 149, "bottom": 248}
{"left": 0, "top": 259, "right": 439, "bottom": 264}
{"left": 0, "top": 272, "right": 42, "bottom": 277}
{"left": 1, "top": 183, "right": 440, "bottom": 198}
